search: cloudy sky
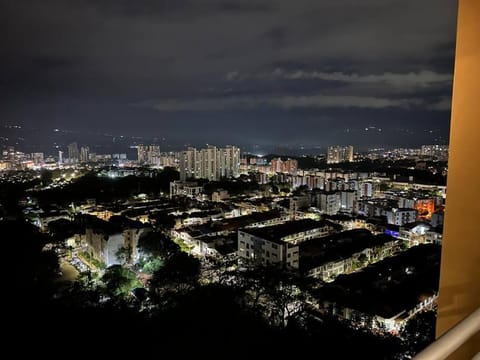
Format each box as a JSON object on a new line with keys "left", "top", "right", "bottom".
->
{"left": 0, "top": 0, "right": 458, "bottom": 151}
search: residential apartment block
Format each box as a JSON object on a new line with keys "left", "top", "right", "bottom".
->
{"left": 179, "top": 145, "right": 240, "bottom": 181}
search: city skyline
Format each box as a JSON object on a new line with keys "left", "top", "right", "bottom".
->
{"left": 0, "top": 0, "right": 457, "bottom": 149}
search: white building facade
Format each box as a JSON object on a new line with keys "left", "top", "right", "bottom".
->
{"left": 179, "top": 145, "right": 240, "bottom": 181}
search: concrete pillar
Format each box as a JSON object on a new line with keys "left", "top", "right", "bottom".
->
{"left": 436, "top": 0, "right": 480, "bottom": 358}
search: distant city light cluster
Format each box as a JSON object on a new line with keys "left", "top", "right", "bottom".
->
{"left": 1, "top": 138, "right": 447, "bottom": 344}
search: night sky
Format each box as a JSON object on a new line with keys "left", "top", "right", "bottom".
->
{"left": 0, "top": 0, "right": 458, "bottom": 151}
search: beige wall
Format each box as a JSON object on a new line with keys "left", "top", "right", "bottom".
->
{"left": 436, "top": 0, "right": 480, "bottom": 358}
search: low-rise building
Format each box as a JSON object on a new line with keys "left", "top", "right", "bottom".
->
{"left": 386, "top": 208, "right": 417, "bottom": 226}
{"left": 173, "top": 210, "right": 290, "bottom": 256}
{"left": 324, "top": 214, "right": 367, "bottom": 231}
{"left": 212, "top": 189, "right": 229, "bottom": 202}
{"left": 170, "top": 180, "right": 203, "bottom": 198}
{"left": 340, "top": 190, "right": 357, "bottom": 213}
{"left": 300, "top": 229, "right": 401, "bottom": 282}
{"left": 317, "top": 244, "right": 441, "bottom": 333}
{"left": 186, "top": 233, "right": 237, "bottom": 259}
{"left": 398, "top": 221, "right": 432, "bottom": 246}
{"left": 431, "top": 210, "right": 444, "bottom": 227}
{"left": 316, "top": 192, "right": 341, "bottom": 215}
{"left": 425, "top": 230, "right": 443, "bottom": 245}
{"left": 82, "top": 216, "right": 150, "bottom": 267}
{"left": 355, "top": 199, "right": 391, "bottom": 218}
{"left": 238, "top": 219, "right": 341, "bottom": 268}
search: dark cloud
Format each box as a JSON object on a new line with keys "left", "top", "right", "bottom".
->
{"left": 263, "top": 26, "right": 289, "bottom": 48}
{"left": 145, "top": 93, "right": 425, "bottom": 112}
{"left": 0, "top": 0, "right": 457, "bottom": 150}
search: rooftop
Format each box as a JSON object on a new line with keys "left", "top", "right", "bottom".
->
{"left": 400, "top": 221, "right": 432, "bottom": 230}
{"left": 207, "top": 209, "right": 283, "bottom": 232}
{"left": 179, "top": 210, "right": 284, "bottom": 237}
{"left": 324, "top": 214, "right": 367, "bottom": 222}
{"left": 198, "top": 233, "right": 237, "bottom": 256}
{"left": 299, "top": 229, "right": 398, "bottom": 272}
{"left": 78, "top": 214, "right": 146, "bottom": 235}
{"left": 242, "top": 219, "right": 340, "bottom": 243}
{"left": 318, "top": 244, "right": 441, "bottom": 319}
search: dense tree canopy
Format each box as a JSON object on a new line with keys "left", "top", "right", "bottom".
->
{"left": 1, "top": 220, "right": 59, "bottom": 290}
{"left": 34, "top": 168, "right": 179, "bottom": 207}
{"left": 138, "top": 230, "right": 180, "bottom": 260}
{"left": 150, "top": 252, "right": 201, "bottom": 293}
{"left": 101, "top": 265, "right": 140, "bottom": 297}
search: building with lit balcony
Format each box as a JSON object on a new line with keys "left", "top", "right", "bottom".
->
{"left": 137, "top": 145, "right": 161, "bottom": 165}
{"left": 237, "top": 219, "right": 341, "bottom": 268}
{"left": 179, "top": 145, "right": 240, "bottom": 181}
{"left": 386, "top": 208, "right": 418, "bottom": 226}
{"left": 327, "top": 145, "right": 354, "bottom": 164}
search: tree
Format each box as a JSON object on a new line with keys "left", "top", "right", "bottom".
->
{"left": 48, "top": 218, "right": 76, "bottom": 247}
{"left": 36, "top": 250, "right": 60, "bottom": 284}
{"left": 271, "top": 185, "right": 279, "bottom": 195}
{"left": 40, "top": 169, "right": 53, "bottom": 186}
{"left": 150, "top": 252, "right": 201, "bottom": 294}
{"left": 401, "top": 310, "right": 437, "bottom": 356}
{"left": 138, "top": 231, "right": 180, "bottom": 260}
{"left": 379, "top": 182, "right": 391, "bottom": 191}
{"left": 358, "top": 253, "right": 368, "bottom": 267}
{"left": 101, "top": 265, "right": 141, "bottom": 297}
{"left": 258, "top": 268, "right": 307, "bottom": 328}
{"left": 225, "top": 265, "right": 310, "bottom": 328}
{"left": 151, "top": 213, "right": 176, "bottom": 230}
{"left": 0, "top": 219, "right": 61, "bottom": 313}
{"left": 292, "top": 185, "right": 308, "bottom": 195}
{"left": 115, "top": 246, "right": 132, "bottom": 264}
{"left": 141, "top": 257, "right": 164, "bottom": 274}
